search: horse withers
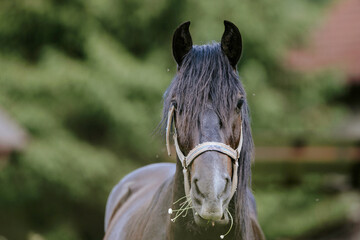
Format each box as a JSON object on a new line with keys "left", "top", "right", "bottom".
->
{"left": 104, "top": 21, "right": 265, "bottom": 240}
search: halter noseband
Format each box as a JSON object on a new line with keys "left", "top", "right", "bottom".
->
{"left": 165, "top": 105, "right": 243, "bottom": 199}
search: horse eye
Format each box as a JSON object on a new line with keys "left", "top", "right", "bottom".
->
{"left": 171, "top": 100, "right": 177, "bottom": 109}
{"left": 236, "top": 98, "right": 244, "bottom": 110}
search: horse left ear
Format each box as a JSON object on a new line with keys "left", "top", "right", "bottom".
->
{"left": 221, "top": 20, "right": 242, "bottom": 68}
{"left": 172, "top": 21, "right": 193, "bottom": 67}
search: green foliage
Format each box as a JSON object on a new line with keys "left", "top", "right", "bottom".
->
{"left": 255, "top": 187, "right": 354, "bottom": 239}
{"left": 98, "top": 0, "right": 185, "bottom": 56}
{"left": 0, "top": 0, "right": 347, "bottom": 239}
{"left": 0, "top": 0, "right": 88, "bottom": 60}
{"left": 0, "top": 30, "right": 164, "bottom": 240}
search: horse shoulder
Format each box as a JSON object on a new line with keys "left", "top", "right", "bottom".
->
{"left": 104, "top": 163, "right": 176, "bottom": 239}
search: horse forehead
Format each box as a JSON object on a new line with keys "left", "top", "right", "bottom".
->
{"left": 200, "top": 107, "right": 220, "bottom": 127}
{"left": 198, "top": 108, "right": 224, "bottom": 142}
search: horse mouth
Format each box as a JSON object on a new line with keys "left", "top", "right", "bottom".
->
{"left": 193, "top": 209, "right": 229, "bottom": 227}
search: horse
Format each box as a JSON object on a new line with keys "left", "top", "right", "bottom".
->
{"left": 104, "top": 20, "right": 265, "bottom": 240}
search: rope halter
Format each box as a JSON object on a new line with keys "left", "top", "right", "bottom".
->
{"left": 165, "top": 105, "right": 243, "bottom": 199}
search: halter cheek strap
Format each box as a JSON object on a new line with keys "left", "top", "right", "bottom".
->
{"left": 166, "top": 105, "right": 243, "bottom": 199}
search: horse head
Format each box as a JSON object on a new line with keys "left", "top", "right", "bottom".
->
{"left": 164, "top": 21, "right": 250, "bottom": 231}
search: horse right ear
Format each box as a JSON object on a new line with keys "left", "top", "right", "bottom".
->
{"left": 221, "top": 20, "right": 242, "bottom": 68}
{"left": 172, "top": 21, "right": 193, "bottom": 67}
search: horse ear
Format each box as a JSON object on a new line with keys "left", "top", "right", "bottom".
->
{"left": 221, "top": 20, "right": 242, "bottom": 68}
{"left": 172, "top": 21, "right": 193, "bottom": 67}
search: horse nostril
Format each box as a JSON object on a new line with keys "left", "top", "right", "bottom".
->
{"left": 192, "top": 178, "right": 205, "bottom": 198}
{"left": 193, "top": 196, "right": 202, "bottom": 205}
{"left": 222, "top": 176, "right": 231, "bottom": 197}
{"left": 225, "top": 175, "right": 231, "bottom": 184}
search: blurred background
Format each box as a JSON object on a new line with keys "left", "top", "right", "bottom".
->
{"left": 0, "top": 0, "right": 359, "bottom": 239}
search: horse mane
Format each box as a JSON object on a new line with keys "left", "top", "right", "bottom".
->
{"left": 161, "top": 42, "right": 255, "bottom": 240}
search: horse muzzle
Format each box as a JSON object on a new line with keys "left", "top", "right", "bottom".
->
{"left": 192, "top": 205, "right": 230, "bottom": 226}
{"left": 190, "top": 153, "right": 232, "bottom": 226}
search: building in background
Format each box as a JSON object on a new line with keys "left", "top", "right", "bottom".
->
{"left": 287, "top": 0, "right": 360, "bottom": 141}
{"left": 0, "top": 109, "right": 27, "bottom": 164}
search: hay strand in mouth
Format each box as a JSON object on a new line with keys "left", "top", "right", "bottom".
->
{"left": 172, "top": 195, "right": 190, "bottom": 205}
{"left": 220, "top": 208, "right": 233, "bottom": 239}
{"left": 169, "top": 197, "right": 233, "bottom": 239}
{"left": 168, "top": 195, "right": 193, "bottom": 222}
{"left": 170, "top": 200, "right": 193, "bottom": 222}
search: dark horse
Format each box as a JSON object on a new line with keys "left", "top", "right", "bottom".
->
{"left": 104, "top": 21, "right": 265, "bottom": 240}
